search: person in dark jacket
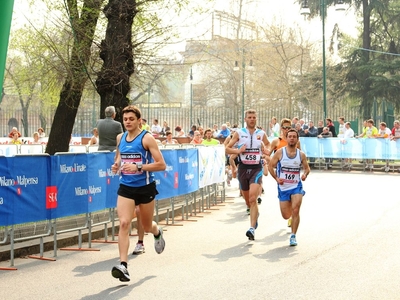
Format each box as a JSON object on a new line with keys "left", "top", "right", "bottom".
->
{"left": 96, "top": 106, "right": 123, "bottom": 151}
{"left": 303, "top": 121, "right": 318, "bottom": 168}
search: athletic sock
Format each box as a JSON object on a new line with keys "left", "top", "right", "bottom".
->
{"left": 154, "top": 230, "right": 161, "bottom": 239}
{"left": 121, "top": 261, "right": 128, "bottom": 268}
{"left": 138, "top": 240, "right": 143, "bottom": 244}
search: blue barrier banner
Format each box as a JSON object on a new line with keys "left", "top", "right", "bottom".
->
{"left": 176, "top": 148, "right": 199, "bottom": 194}
{"left": 299, "top": 137, "right": 400, "bottom": 159}
{"left": 0, "top": 157, "right": 14, "bottom": 226}
{"left": 154, "top": 149, "right": 181, "bottom": 200}
{"left": 51, "top": 154, "right": 89, "bottom": 218}
{"left": 388, "top": 139, "right": 400, "bottom": 160}
{"left": 87, "top": 153, "right": 111, "bottom": 212}
{"left": 0, "top": 156, "right": 49, "bottom": 226}
{"left": 154, "top": 148, "right": 199, "bottom": 200}
{"left": 104, "top": 152, "right": 119, "bottom": 209}
{"left": 198, "top": 146, "right": 225, "bottom": 188}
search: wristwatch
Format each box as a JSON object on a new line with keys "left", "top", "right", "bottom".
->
{"left": 136, "top": 162, "right": 143, "bottom": 172}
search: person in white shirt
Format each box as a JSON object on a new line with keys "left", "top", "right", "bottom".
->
{"left": 151, "top": 119, "right": 162, "bottom": 137}
{"left": 342, "top": 122, "right": 354, "bottom": 169}
{"left": 377, "top": 122, "right": 392, "bottom": 172}
{"left": 269, "top": 117, "right": 280, "bottom": 137}
{"left": 337, "top": 117, "right": 347, "bottom": 138}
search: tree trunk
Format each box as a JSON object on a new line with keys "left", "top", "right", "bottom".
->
{"left": 96, "top": 0, "right": 136, "bottom": 124}
{"left": 46, "top": 0, "right": 104, "bottom": 155}
{"left": 361, "top": 0, "right": 372, "bottom": 120}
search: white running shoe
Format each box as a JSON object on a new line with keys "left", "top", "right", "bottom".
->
{"left": 132, "top": 243, "right": 145, "bottom": 255}
{"left": 154, "top": 227, "right": 165, "bottom": 254}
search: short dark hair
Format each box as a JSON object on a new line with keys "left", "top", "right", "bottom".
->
{"left": 122, "top": 105, "right": 141, "bottom": 119}
{"left": 286, "top": 128, "right": 299, "bottom": 138}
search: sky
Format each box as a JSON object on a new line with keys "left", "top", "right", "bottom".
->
{"left": 10, "top": 0, "right": 360, "bottom": 58}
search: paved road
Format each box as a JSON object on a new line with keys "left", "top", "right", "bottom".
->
{"left": 1, "top": 171, "right": 399, "bottom": 300}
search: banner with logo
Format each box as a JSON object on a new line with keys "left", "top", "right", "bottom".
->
{"left": 0, "top": 155, "right": 49, "bottom": 226}
{"left": 300, "top": 137, "right": 400, "bottom": 159}
{"left": 104, "top": 152, "right": 120, "bottom": 209}
{"left": 50, "top": 153, "right": 89, "bottom": 218}
{"left": 198, "top": 146, "right": 225, "bottom": 188}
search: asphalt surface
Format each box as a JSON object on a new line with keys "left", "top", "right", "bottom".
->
{"left": 1, "top": 170, "right": 399, "bottom": 300}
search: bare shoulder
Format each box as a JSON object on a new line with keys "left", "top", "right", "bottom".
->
{"left": 142, "top": 131, "right": 158, "bottom": 150}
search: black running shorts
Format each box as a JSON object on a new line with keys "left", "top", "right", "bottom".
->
{"left": 117, "top": 181, "right": 159, "bottom": 205}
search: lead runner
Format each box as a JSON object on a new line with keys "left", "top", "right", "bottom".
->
{"left": 225, "top": 109, "right": 270, "bottom": 240}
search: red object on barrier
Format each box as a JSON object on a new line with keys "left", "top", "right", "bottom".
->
{"left": 60, "top": 247, "right": 100, "bottom": 251}
{"left": 28, "top": 255, "right": 56, "bottom": 262}
{"left": 0, "top": 267, "right": 18, "bottom": 271}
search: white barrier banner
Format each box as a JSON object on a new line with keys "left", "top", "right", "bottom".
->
{"left": 198, "top": 145, "right": 225, "bottom": 188}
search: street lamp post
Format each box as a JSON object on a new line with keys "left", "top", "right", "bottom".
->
{"left": 241, "top": 50, "right": 245, "bottom": 128}
{"left": 147, "top": 82, "right": 151, "bottom": 119}
{"left": 321, "top": 0, "right": 327, "bottom": 121}
{"left": 235, "top": 49, "right": 246, "bottom": 128}
{"left": 190, "top": 67, "right": 193, "bottom": 126}
{"left": 301, "top": 0, "right": 345, "bottom": 121}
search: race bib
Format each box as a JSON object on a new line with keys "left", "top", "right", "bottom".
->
{"left": 239, "top": 148, "right": 261, "bottom": 165}
{"left": 121, "top": 153, "right": 142, "bottom": 175}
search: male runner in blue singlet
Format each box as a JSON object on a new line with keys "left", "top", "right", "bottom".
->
{"left": 111, "top": 105, "right": 166, "bottom": 282}
{"left": 268, "top": 128, "right": 310, "bottom": 246}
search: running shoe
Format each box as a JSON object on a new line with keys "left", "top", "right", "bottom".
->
{"left": 246, "top": 208, "right": 250, "bottom": 215}
{"left": 111, "top": 264, "right": 130, "bottom": 282}
{"left": 287, "top": 217, "right": 292, "bottom": 227}
{"left": 289, "top": 234, "right": 297, "bottom": 246}
{"left": 262, "top": 188, "right": 265, "bottom": 194}
{"left": 154, "top": 227, "right": 165, "bottom": 254}
{"left": 246, "top": 227, "right": 255, "bottom": 240}
{"left": 132, "top": 243, "right": 145, "bottom": 255}
{"left": 257, "top": 197, "right": 262, "bottom": 204}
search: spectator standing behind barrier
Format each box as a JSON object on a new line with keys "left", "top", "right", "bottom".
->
{"left": 317, "top": 120, "right": 324, "bottom": 135}
{"left": 325, "top": 118, "right": 337, "bottom": 168}
{"left": 202, "top": 128, "right": 219, "bottom": 145}
{"left": 376, "top": 122, "right": 392, "bottom": 172}
{"left": 318, "top": 127, "right": 333, "bottom": 170}
{"left": 299, "top": 119, "right": 308, "bottom": 130}
{"left": 391, "top": 120, "right": 400, "bottom": 172}
{"left": 198, "top": 126, "right": 204, "bottom": 138}
{"left": 141, "top": 119, "right": 150, "bottom": 132}
{"left": 337, "top": 117, "right": 346, "bottom": 138}
{"left": 295, "top": 123, "right": 305, "bottom": 137}
{"left": 162, "top": 131, "right": 178, "bottom": 145}
{"left": 111, "top": 105, "right": 166, "bottom": 282}
{"left": 391, "top": 120, "right": 400, "bottom": 140}
{"left": 303, "top": 121, "right": 318, "bottom": 169}
{"left": 190, "top": 130, "right": 203, "bottom": 145}
{"left": 8, "top": 127, "right": 21, "bottom": 138}
{"left": 174, "top": 126, "right": 185, "bottom": 137}
{"left": 218, "top": 124, "right": 230, "bottom": 138}
{"left": 212, "top": 124, "right": 220, "bottom": 138}
{"left": 342, "top": 122, "right": 355, "bottom": 169}
{"left": 291, "top": 117, "right": 299, "bottom": 128}
{"left": 88, "top": 128, "right": 99, "bottom": 146}
{"left": 38, "top": 127, "right": 45, "bottom": 138}
{"left": 10, "top": 131, "right": 22, "bottom": 144}
{"left": 269, "top": 117, "right": 280, "bottom": 137}
{"left": 151, "top": 119, "right": 162, "bottom": 137}
{"left": 160, "top": 121, "right": 170, "bottom": 137}
{"left": 96, "top": 106, "right": 123, "bottom": 151}
{"left": 357, "top": 119, "right": 378, "bottom": 170}
{"left": 188, "top": 125, "right": 197, "bottom": 139}
{"left": 32, "top": 132, "right": 41, "bottom": 144}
